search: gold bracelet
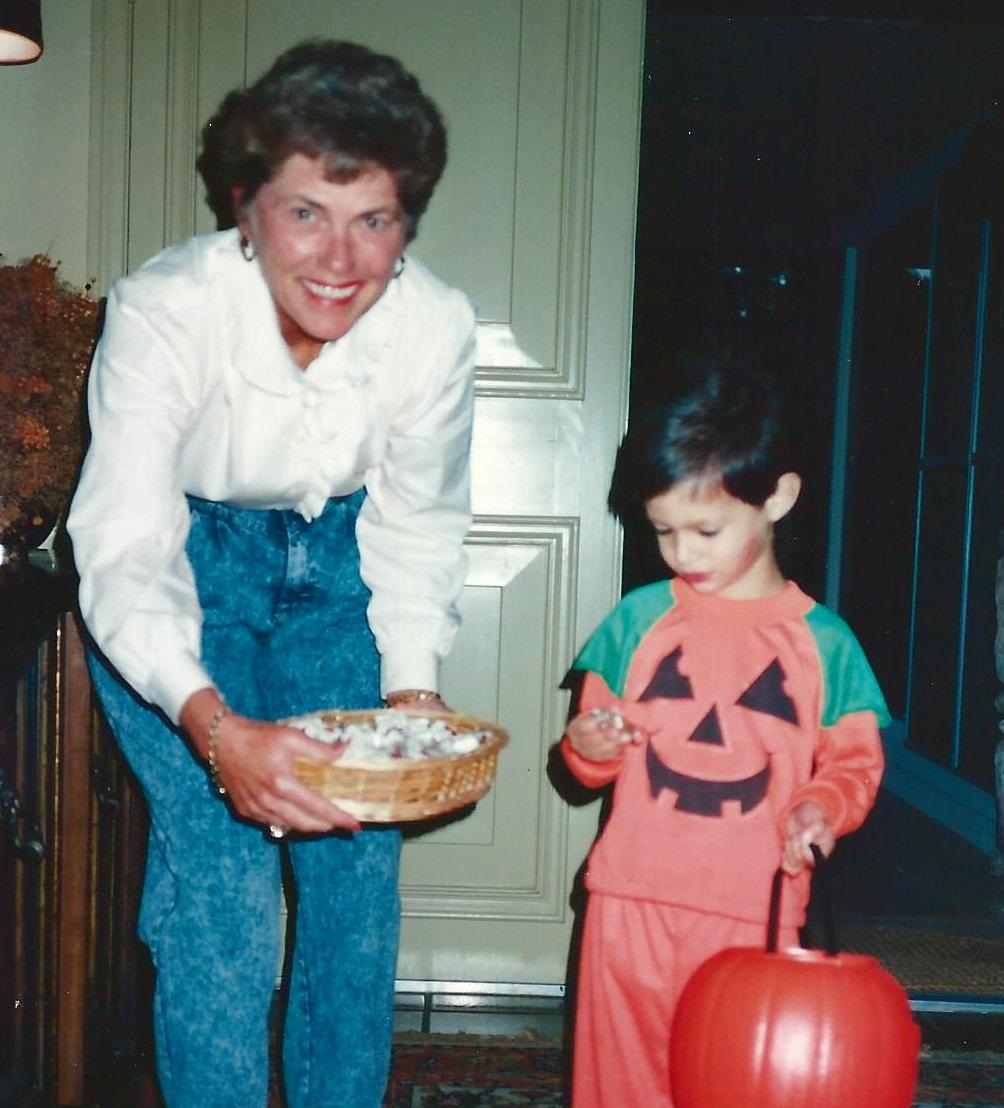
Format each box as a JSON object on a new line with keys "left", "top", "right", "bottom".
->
{"left": 384, "top": 689, "right": 441, "bottom": 708}
{"left": 206, "top": 703, "right": 231, "bottom": 797}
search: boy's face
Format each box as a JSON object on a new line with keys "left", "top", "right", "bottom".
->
{"left": 645, "top": 474, "right": 799, "bottom": 600}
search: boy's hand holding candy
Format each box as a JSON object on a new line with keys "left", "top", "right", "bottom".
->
{"left": 566, "top": 705, "right": 647, "bottom": 762}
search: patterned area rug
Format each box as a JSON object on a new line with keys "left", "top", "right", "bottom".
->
{"left": 382, "top": 1035, "right": 1004, "bottom": 1107}
{"left": 384, "top": 1037, "right": 564, "bottom": 1106}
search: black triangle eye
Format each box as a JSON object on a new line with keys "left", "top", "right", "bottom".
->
{"left": 639, "top": 646, "right": 694, "bottom": 701}
{"left": 687, "top": 706, "right": 724, "bottom": 746}
{"left": 736, "top": 658, "right": 799, "bottom": 725}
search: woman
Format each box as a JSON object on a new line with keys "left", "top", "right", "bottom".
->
{"left": 67, "top": 40, "right": 476, "bottom": 1108}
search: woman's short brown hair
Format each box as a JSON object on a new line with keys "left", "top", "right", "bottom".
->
{"left": 197, "top": 39, "right": 447, "bottom": 241}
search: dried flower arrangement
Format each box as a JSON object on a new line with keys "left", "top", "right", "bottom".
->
{"left": 0, "top": 253, "right": 101, "bottom": 553}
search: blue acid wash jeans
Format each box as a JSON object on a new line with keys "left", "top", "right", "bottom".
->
{"left": 87, "top": 491, "right": 402, "bottom": 1108}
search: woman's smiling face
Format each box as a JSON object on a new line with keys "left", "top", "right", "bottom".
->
{"left": 237, "top": 153, "right": 406, "bottom": 366}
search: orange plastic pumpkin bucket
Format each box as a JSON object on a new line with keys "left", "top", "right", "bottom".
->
{"left": 670, "top": 848, "right": 920, "bottom": 1108}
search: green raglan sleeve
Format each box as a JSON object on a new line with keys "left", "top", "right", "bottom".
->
{"left": 568, "top": 580, "right": 676, "bottom": 698}
{"left": 805, "top": 604, "right": 892, "bottom": 729}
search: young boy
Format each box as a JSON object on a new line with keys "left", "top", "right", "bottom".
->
{"left": 560, "top": 364, "right": 888, "bottom": 1108}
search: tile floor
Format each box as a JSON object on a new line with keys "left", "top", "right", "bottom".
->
{"left": 392, "top": 981, "right": 1004, "bottom": 1051}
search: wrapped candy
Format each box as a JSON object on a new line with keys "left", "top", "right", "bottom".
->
{"left": 290, "top": 710, "right": 490, "bottom": 761}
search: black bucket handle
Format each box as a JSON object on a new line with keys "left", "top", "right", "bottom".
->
{"left": 766, "top": 843, "right": 838, "bottom": 956}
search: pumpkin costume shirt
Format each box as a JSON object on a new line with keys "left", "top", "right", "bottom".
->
{"left": 561, "top": 577, "right": 889, "bottom": 928}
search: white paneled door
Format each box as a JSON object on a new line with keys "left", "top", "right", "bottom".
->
{"left": 89, "top": 0, "right": 644, "bottom": 987}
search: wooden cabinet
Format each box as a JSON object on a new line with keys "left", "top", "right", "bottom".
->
{"left": 0, "top": 563, "right": 151, "bottom": 1107}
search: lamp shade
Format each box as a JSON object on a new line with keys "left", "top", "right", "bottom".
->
{"left": 0, "top": 0, "right": 43, "bottom": 65}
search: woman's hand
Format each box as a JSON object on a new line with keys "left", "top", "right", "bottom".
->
{"left": 181, "top": 688, "right": 361, "bottom": 835}
{"left": 565, "top": 706, "right": 646, "bottom": 762}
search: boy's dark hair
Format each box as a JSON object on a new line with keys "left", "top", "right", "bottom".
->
{"left": 197, "top": 39, "right": 447, "bottom": 241}
{"left": 608, "top": 359, "right": 799, "bottom": 521}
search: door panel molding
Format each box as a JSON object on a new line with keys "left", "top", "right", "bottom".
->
{"left": 403, "top": 517, "right": 578, "bottom": 922}
{"left": 472, "top": 0, "right": 599, "bottom": 398}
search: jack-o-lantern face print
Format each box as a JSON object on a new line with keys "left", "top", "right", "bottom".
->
{"left": 641, "top": 645, "right": 800, "bottom": 817}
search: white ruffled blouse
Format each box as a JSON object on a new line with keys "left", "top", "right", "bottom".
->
{"left": 68, "top": 230, "right": 477, "bottom": 724}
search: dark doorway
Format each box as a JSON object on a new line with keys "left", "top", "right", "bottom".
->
{"left": 629, "top": 6, "right": 1004, "bottom": 939}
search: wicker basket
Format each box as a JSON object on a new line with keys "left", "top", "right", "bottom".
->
{"left": 287, "top": 708, "right": 509, "bottom": 822}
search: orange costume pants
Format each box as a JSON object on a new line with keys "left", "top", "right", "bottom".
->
{"left": 572, "top": 893, "right": 799, "bottom": 1108}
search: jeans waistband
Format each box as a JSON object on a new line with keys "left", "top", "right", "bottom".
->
{"left": 186, "top": 490, "right": 366, "bottom": 536}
